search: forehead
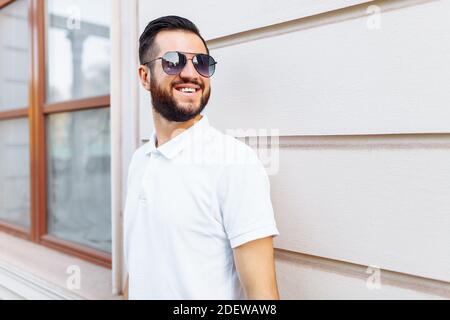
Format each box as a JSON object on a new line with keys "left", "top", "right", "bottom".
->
{"left": 154, "top": 30, "right": 208, "bottom": 57}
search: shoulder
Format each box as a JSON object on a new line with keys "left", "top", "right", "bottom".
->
{"left": 130, "top": 142, "right": 149, "bottom": 166}
{"left": 126, "top": 141, "right": 151, "bottom": 183}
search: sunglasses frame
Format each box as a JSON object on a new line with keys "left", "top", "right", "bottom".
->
{"left": 143, "top": 51, "right": 217, "bottom": 78}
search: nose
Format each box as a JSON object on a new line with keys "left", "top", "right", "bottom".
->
{"left": 179, "top": 58, "right": 199, "bottom": 79}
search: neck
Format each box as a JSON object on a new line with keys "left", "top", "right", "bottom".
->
{"left": 152, "top": 109, "right": 203, "bottom": 148}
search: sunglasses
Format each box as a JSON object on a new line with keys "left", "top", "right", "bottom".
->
{"left": 143, "top": 51, "right": 217, "bottom": 78}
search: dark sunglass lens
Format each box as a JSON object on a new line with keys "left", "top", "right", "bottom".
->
{"left": 161, "top": 51, "right": 185, "bottom": 75}
{"left": 194, "top": 54, "right": 216, "bottom": 77}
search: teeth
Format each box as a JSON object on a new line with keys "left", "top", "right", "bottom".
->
{"left": 180, "top": 87, "right": 196, "bottom": 93}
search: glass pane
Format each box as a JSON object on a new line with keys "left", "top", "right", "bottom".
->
{"left": 46, "top": 0, "right": 111, "bottom": 103}
{"left": 0, "top": 118, "right": 30, "bottom": 228}
{"left": 0, "top": 0, "right": 29, "bottom": 111}
{"left": 46, "top": 108, "right": 111, "bottom": 253}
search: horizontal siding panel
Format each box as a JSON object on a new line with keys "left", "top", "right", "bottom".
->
{"left": 138, "top": 0, "right": 374, "bottom": 41}
{"left": 206, "top": 0, "right": 450, "bottom": 136}
{"left": 275, "top": 250, "right": 449, "bottom": 299}
{"left": 270, "top": 135, "right": 450, "bottom": 282}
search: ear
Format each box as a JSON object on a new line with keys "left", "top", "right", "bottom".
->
{"left": 138, "top": 65, "right": 151, "bottom": 91}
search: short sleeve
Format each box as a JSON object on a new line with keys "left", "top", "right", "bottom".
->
{"left": 218, "top": 147, "right": 279, "bottom": 248}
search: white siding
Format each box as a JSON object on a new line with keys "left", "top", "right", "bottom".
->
{"left": 271, "top": 135, "right": 450, "bottom": 283}
{"left": 137, "top": 0, "right": 450, "bottom": 298}
{"left": 275, "top": 250, "right": 450, "bottom": 300}
{"left": 138, "top": 0, "right": 374, "bottom": 41}
{"left": 207, "top": 0, "right": 450, "bottom": 136}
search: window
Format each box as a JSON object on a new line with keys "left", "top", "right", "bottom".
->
{"left": 0, "top": 0, "right": 31, "bottom": 236}
{"left": 0, "top": 0, "right": 29, "bottom": 110}
{"left": 45, "top": 0, "right": 111, "bottom": 102}
{"left": 46, "top": 108, "right": 111, "bottom": 253}
{"left": 0, "top": 118, "right": 30, "bottom": 229}
{"left": 0, "top": 0, "right": 112, "bottom": 267}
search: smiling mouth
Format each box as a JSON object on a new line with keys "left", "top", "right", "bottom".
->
{"left": 173, "top": 87, "right": 202, "bottom": 97}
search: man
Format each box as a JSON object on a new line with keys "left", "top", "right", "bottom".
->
{"left": 123, "top": 15, "right": 280, "bottom": 300}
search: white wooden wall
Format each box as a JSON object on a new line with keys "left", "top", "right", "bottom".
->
{"left": 135, "top": 0, "right": 450, "bottom": 299}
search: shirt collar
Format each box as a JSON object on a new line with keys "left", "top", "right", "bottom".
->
{"left": 145, "top": 114, "right": 210, "bottom": 160}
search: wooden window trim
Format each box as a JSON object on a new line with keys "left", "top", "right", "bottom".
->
{"left": 40, "top": 235, "right": 112, "bottom": 268}
{"left": 0, "top": 221, "right": 30, "bottom": 241}
{"left": 0, "top": 0, "right": 112, "bottom": 268}
{"left": 44, "top": 95, "right": 110, "bottom": 114}
{"left": 0, "top": 0, "right": 15, "bottom": 9}
{"left": 0, "top": 108, "right": 28, "bottom": 120}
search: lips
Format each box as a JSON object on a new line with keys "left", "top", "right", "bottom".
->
{"left": 174, "top": 82, "right": 201, "bottom": 88}
{"left": 173, "top": 84, "right": 202, "bottom": 97}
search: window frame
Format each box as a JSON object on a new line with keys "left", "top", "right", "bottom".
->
{"left": 0, "top": 0, "right": 112, "bottom": 268}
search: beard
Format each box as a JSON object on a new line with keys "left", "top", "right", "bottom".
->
{"left": 150, "top": 79, "right": 211, "bottom": 122}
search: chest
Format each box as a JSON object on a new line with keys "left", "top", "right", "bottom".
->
{"left": 133, "top": 159, "right": 224, "bottom": 233}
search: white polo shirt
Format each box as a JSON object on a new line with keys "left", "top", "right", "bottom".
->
{"left": 123, "top": 115, "right": 279, "bottom": 300}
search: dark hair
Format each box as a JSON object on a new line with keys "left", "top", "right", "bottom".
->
{"left": 139, "top": 15, "right": 209, "bottom": 66}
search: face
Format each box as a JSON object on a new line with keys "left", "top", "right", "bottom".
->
{"left": 139, "top": 30, "right": 212, "bottom": 122}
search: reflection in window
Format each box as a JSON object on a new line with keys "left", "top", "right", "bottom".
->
{"left": 46, "top": 108, "right": 111, "bottom": 252}
{"left": 0, "top": 0, "right": 29, "bottom": 111}
{"left": 0, "top": 118, "right": 30, "bottom": 228}
{"left": 46, "top": 0, "right": 111, "bottom": 102}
